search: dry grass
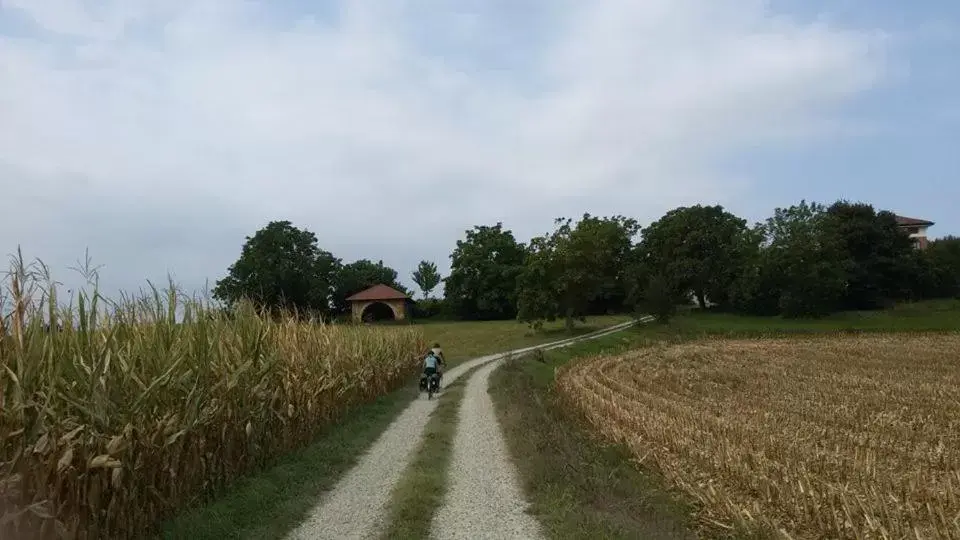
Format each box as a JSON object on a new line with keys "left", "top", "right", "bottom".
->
{"left": 0, "top": 255, "right": 423, "bottom": 539}
{"left": 558, "top": 334, "right": 960, "bottom": 539}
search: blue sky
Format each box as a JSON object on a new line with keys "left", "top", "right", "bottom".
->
{"left": 1, "top": 0, "right": 957, "bottom": 298}
{"left": 729, "top": 0, "right": 960, "bottom": 227}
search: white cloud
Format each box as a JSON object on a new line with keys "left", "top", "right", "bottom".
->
{"left": 0, "top": 0, "right": 887, "bottom": 294}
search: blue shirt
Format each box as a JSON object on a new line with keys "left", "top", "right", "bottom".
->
{"left": 424, "top": 355, "right": 439, "bottom": 369}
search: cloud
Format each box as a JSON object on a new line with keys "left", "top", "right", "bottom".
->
{"left": 0, "top": 0, "right": 887, "bottom": 294}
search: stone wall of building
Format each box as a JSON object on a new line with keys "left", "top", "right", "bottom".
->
{"left": 350, "top": 299, "right": 408, "bottom": 322}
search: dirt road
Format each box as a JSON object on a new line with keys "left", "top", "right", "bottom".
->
{"left": 286, "top": 320, "right": 640, "bottom": 540}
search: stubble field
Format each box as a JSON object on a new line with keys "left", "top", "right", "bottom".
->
{"left": 558, "top": 334, "right": 960, "bottom": 539}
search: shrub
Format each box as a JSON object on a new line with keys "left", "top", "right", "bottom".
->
{"left": 411, "top": 297, "right": 450, "bottom": 320}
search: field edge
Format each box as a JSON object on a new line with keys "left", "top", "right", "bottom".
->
{"left": 158, "top": 379, "right": 420, "bottom": 540}
{"left": 492, "top": 305, "right": 960, "bottom": 539}
{"left": 489, "top": 330, "right": 700, "bottom": 540}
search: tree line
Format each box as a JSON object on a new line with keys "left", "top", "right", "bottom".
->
{"left": 213, "top": 201, "right": 960, "bottom": 325}
{"left": 211, "top": 220, "right": 443, "bottom": 320}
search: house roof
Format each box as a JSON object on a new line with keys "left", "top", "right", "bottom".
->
{"left": 895, "top": 215, "right": 935, "bottom": 227}
{"left": 345, "top": 284, "right": 411, "bottom": 302}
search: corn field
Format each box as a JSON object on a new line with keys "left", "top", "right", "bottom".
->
{"left": 558, "top": 335, "right": 960, "bottom": 539}
{"left": 0, "top": 255, "right": 424, "bottom": 538}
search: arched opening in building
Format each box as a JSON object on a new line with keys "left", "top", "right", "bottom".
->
{"left": 361, "top": 301, "right": 397, "bottom": 322}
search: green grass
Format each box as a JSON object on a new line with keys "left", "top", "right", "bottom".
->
{"left": 491, "top": 340, "right": 698, "bottom": 540}
{"left": 418, "top": 314, "right": 632, "bottom": 366}
{"left": 159, "top": 378, "right": 420, "bottom": 540}
{"left": 489, "top": 299, "right": 960, "bottom": 540}
{"left": 380, "top": 367, "right": 479, "bottom": 540}
{"left": 650, "top": 298, "right": 960, "bottom": 341}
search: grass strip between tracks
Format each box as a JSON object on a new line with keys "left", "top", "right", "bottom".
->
{"left": 380, "top": 364, "right": 484, "bottom": 539}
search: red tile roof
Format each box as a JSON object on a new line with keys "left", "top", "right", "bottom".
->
{"left": 345, "top": 284, "right": 410, "bottom": 302}
{"left": 895, "top": 215, "right": 934, "bottom": 227}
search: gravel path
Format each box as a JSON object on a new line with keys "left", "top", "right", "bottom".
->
{"left": 430, "top": 320, "right": 647, "bottom": 540}
{"left": 430, "top": 359, "right": 543, "bottom": 540}
{"left": 287, "top": 320, "right": 639, "bottom": 540}
{"left": 286, "top": 356, "right": 485, "bottom": 540}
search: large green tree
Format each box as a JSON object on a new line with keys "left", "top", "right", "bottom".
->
{"left": 727, "top": 224, "right": 782, "bottom": 316}
{"left": 925, "top": 236, "right": 960, "bottom": 298}
{"left": 515, "top": 233, "right": 560, "bottom": 329}
{"left": 583, "top": 215, "right": 641, "bottom": 314}
{"left": 331, "top": 259, "right": 408, "bottom": 315}
{"left": 411, "top": 260, "right": 442, "bottom": 299}
{"left": 444, "top": 223, "right": 526, "bottom": 320}
{"left": 825, "top": 201, "right": 919, "bottom": 309}
{"left": 762, "top": 201, "right": 848, "bottom": 318}
{"left": 517, "top": 214, "right": 639, "bottom": 330}
{"left": 638, "top": 205, "right": 757, "bottom": 309}
{"left": 213, "top": 220, "right": 339, "bottom": 316}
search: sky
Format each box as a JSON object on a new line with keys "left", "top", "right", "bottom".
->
{"left": 1, "top": 0, "right": 958, "bottom": 299}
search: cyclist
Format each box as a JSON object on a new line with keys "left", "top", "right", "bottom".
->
{"left": 421, "top": 349, "right": 443, "bottom": 390}
{"left": 430, "top": 342, "right": 445, "bottom": 375}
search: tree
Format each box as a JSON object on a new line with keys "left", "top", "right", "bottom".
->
{"left": 722, "top": 223, "right": 779, "bottom": 315}
{"left": 925, "top": 236, "right": 960, "bottom": 298}
{"left": 825, "top": 201, "right": 918, "bottom": 309}
{"left": 581, "top": 215, "right": 641, "bottom": 314}
{"left": 623, "top": 244, "right": 652, "bottom": 311}
{"left": 516, "top": 233, "right": 562, "bottom": 330}
{"left": 727, "top": 232, "right": 782, "bottom": 316}
{"left": 331, "top": 259, "right": 408, "bottom": 316}
{"left": 763, "top": 201, "right": 848, "bottom": 318}
{"left": 639, "top": 205, "right": 757, "bottom": 309}
{"left": 644, "top": 273, "right": 677, "bottom": 324}
{"left": 517, "top": 214, "right": 640, "bottom": 330}
{"left": 213, "top": 220, "right": 339, "bottom": 317}
{"left": 444, "top": 223, "right": 527, "bottom": 320}
{"left": 411, "top": 260, "right": 442, "bottom": 299}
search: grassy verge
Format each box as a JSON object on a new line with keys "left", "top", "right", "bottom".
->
{"left": 490, "top": 300, "right": 960, "bottom": 539}
{"left": 491, "top": 334, "right": 699, "bottom": 540}
{"left": 159, "top": 378, "right": 419, "bottom": 539}
{"left": 418, "top": 314, "right": 631, "bottom": 366}
{"left": 379, "top": 366, "right": 480, "bottom": 540}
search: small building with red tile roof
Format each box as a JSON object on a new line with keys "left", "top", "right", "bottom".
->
{"left": 895, "top": 215, "right": 935, "bottom": 249}
{"left": 346, "top": 284, "right": 412, "bottom": 323}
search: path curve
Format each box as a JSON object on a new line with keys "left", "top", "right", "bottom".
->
{"left": 287, "top": 320, "right": 640, "bottom": 540}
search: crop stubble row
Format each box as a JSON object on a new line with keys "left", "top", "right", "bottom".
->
{"left": 558, "top": 334, "right": 960, "bottom": 539}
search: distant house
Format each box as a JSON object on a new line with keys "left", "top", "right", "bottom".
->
{"left": 895, "top": 215, "right": 935, "bottom": 250}
{"left": 345, "top": 284, "right": 413, "bottom": 323}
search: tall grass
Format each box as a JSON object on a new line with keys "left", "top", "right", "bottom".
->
{"left": 0, "top": 252, "right": 424, "bottom": 539}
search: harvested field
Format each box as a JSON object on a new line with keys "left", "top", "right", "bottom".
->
{"left": 558, "top": 334, "right": 960, "bottom": 539}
